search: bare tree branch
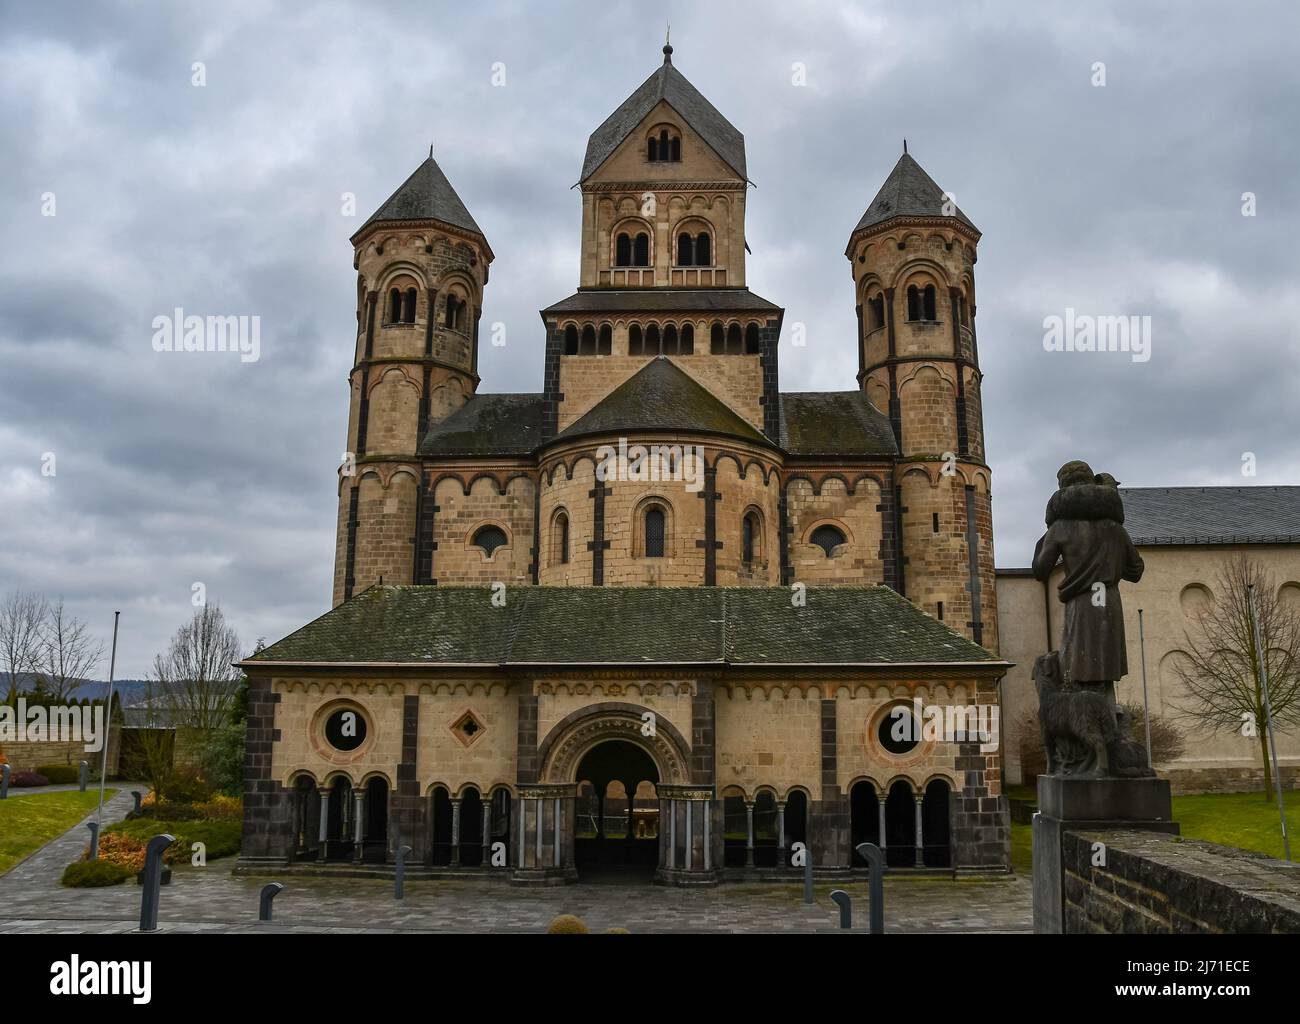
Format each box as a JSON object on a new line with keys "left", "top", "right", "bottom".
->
{"left": 32, "top": 598, "right": 103, "bottom": 702}
{"left": 0, "top": 589, "right": 47, "bottom": 702}
{"left": 147, "top": 604, "right": 243, "bottom": 731}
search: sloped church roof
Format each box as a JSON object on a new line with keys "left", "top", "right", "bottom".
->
{"left": 580, "top": 45, "right": 747, "bottom": 181}
{"left": 851, "top": 151, "right": 978, "bottom": 237}
{"left": 351, "top": 154, "right": 487, "bottom": 243}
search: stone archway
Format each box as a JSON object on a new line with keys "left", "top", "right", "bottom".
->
{"left": 537, "top": 701, "right": 691, "bottom": 787}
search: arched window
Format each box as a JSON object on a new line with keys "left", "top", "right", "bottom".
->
{"left": 868, "top": 294, "right": 885, "bottom": 331}
{"left": 906, "top": 285, "right": 921, "bottom": 322}
{"left": 564, "top": 324, "right": 579, "bottom": 355}
{"left": 553, "top": 511, "right": 570, "bottom": 565}
{"left": 695, "top": 232, "right": 710, "bottom": 266}
{"left": 677, "top": 232, "right": 694, "bottom": 266}
{"left": 681, "top": 323, "right": 695, "bottom": 354}
{"left": 710, "top": 322, "right": 724, "bottom": 354}
{"left": 810, "top": 524, "right": 846, "bottom": 557}
{"left": 633, "top": 232, "right": 650, "bottom": 267}
{"left": 923, "top": 285, "right": 937, "bottom": 321}
{"left": 615, "top": 233, "right": 632, "bottom": 267}
{"left": 598, "top": 324, "right": 612, "bottom": 355}
{"left": 959, "top": 295, "right": 969, "bottom": 326}
{"left": 628, "top": 323, "right": 643, "bottom": 355}
{"left": 647, "top": 136, "right": 658, "bottom": 161}
{"left": 669, "top": 135, "right": 680, "bottom": 161}
{"left": 388, "top": 289, "right": 402, "bottom": 324}
{"left": 445, "top": 294, "right": 464, "bottom": 330}
{"left": 742, "top": 511, "right": 760, "bottom": 566}
{"left": 403, "top": 288, "right": 417, "bottom": 324}
{"left": 744, "top": 323, "right": 761, "bottom": 354}
{"left": 473, "top": 525, "right": 508, "bottom": 557}
{"left": 580, "top": 324, "right": 597, "bottom": 355}
{"left": 644, "top": 507, "right": 665, "bottom": 558}
{"left": 645, "top": 323, "right": 660, "bottom": 355}
{"left": 663, "top": 323, "right": 678, "bottom": 354}
{"left": 726, "top": 323, "right": 742, "bottom": 354}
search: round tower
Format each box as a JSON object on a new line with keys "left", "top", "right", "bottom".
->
{"left": 333, "top": 153, "right": 493, "bottom": 605}
{"left": 846, "top": 147, "right": 996, "bottom": 650}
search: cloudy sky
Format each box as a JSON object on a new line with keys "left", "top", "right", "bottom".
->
{"left": 2, "top": 0, "right": 1297, "bottom": 678}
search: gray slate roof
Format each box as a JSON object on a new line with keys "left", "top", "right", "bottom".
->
{"left": 581, "top": 53, "right": 747, "bottom": 181}
{"left": 542, "top": 289, "right": 780, "bottom": 318}
{"left": 1119, "top": 486, "right": 1300, "bottom": 546}
{"left": 556, "top": 357, "right": 769, "bottom": 446}
{"left": 851, "top": 152, "right": 977, "bottom": 238}
{"left": 418, "top": 394, "right": 547, "bottom": 457}
{"left": 353, "top": 155, "right": 485, "bottom": 241}
{"left": 247, "top": 585, "right": 1002, "bottom": 667}
{"left": 779, "top": 392, "right": 898, "bottom": 457}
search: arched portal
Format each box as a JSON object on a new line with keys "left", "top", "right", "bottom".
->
{"left": 884, "top": 780, "right": 916, "bottom": 868}
{"left": 922, "top": 779, "right": 952, "bottom": 867}
{"left": 572, "top": 739, "right": 659, "bottom": 880}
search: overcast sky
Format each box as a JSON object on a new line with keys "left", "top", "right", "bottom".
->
{"left": 2, "top": 0, "right": 1297, "bottom": 678}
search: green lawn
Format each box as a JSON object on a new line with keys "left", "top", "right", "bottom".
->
{"left": 0, "top": 789, "right": 117, "bottom": 873}
{"left": 1008, "top": 789, "right": 1299, "bottom": 872}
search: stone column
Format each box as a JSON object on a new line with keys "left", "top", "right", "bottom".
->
{"left": 317, "top": 787, "right": 330, "bottom": 859}
{"left": 777, "top": 802, "right": 786, "bottom": 867}
{"left": 511, "top": 784, "right": 577, "bottom": 884}
{"left": 553, "top": 797, "right": 562, "bottom": 868}
{"left": 744, "top": 802, "right": 755, "bottom": 867}
{"left": 450, "top": 799, "right": 462, "bottom": 867}
{"left": 668, "top": 799, "right": 677, "bottom": 869}
{"left": 352, "top": 789, "right": 365, "bottom": 864}
{"left": 878, "top": 798, "right": 887, "bottom": 854}
{"left": 914, "top": 794, "right": 925, "bottom": 867}
{"left": 482, "top": 802, "right": 492, "bottom": 867}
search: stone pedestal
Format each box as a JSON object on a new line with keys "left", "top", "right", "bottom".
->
{"left": 510, "top": 784, "right": 578, "bottom": 886}
{"left": 1032, "top": 775, "right": 1178, "bottom": 933}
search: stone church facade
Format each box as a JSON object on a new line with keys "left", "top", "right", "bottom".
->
{"left": 239, "top": 44, "right": 1011, "bottom": 883}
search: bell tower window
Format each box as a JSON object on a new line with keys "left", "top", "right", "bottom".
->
{"left": 633, "top": 232, "right": 650, "bottom": 267}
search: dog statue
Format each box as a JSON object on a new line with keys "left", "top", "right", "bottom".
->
{"left": 1033, "top": 651, "right": 1118, "bottom": 777}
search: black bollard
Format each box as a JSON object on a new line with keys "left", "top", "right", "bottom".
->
{"left": 259, "top": 882, "right": 284, "bottom": 921}
{"left": 79, "top": 760, "right": 88, "bottom": 792}
{"left": 138, "top": 833, "right": 175, "bottom": 932}
{"left": 86, "top": 822, "right": 100, "bottom": 860}
{"left": 394, "top": 844, "right": 412, "bottom": 900}
{"left": 854, "top": 842, "right": 886, "bottom": 934}
{"left": 829, "top": 889, "right": 852, "bottom": 929}
{"left": 131, "top": 790, "right": 143, "bottom": 813}
{"left": 0, "top": 763, "right": 9, "bottom": 800}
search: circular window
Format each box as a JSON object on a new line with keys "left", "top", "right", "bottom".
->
{"left": 877, "top": 704, "right": 920, "bottom": 755}
{"left": 324, "top": 707, "right": 368, "bottom": 752}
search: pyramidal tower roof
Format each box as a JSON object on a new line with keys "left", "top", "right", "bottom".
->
{"left": 580, "top": 42, "right": 747, "bottom": 182}
{"left": 850, "top": 149, "right": 978, "bottom": 240}
{"left": 352, "top": 153, "right": 488, "bottom": 249}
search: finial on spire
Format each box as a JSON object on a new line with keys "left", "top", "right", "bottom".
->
{"left": 903, "top": 138, "right": 908, "bottom": 155}
{"left": 429, "top": 142, "right": 434, "bottom": 159}
{"left": 663, "top": 22, "right": 673, "bottom": 63}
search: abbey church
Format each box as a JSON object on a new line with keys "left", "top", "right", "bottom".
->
{"left": 238, "top": 44, "right": 1012, "bottom": 884}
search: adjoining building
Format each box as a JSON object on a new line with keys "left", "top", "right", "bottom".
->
{"left": 998, "top": 485, "right": 1300, "bottom": 792}
{"left": 239, "top": 43, "right": 1010, "bottom": 882}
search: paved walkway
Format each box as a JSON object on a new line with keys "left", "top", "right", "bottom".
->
{"left": 2, "top": 781, "right": 142, "bottom": 798}
{"left": 0, "top": 786, "right": 140, "bottom": 882}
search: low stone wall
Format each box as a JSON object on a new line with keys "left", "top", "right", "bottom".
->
{"left": 1163, "top": 764, "right": 1300, "bottom": 796}
{"left": 0, "top": 727, "right": 121, "bottom": 776}
{"left": 1061, "top": 828, "right": 1300, "bottom": 933}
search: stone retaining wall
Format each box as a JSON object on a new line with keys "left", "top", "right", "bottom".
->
{"left": 1061, "top": 828, "right": 1300, "bottom": 933}
{"left": 0, "top": 727, "right": 121, "bottom": 776}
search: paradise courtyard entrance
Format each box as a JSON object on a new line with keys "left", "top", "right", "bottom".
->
{"left": 573, "top": 740, "right": 659, "bottom": 881}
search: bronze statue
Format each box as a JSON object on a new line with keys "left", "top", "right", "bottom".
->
{"left": 1032, "top": 461, "right": 1153, "bottom": 778}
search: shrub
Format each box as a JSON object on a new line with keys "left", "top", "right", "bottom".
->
{"left": 103, "top": 817, "right": 243, "bottom": 866}
{"left": 61, "top": 859, "right": 133, "bottom": 887}
{"left": 9, "top": 771, "right": 49, "bottom": 787}
{"left": 198, "top": 721, "right": 245, "bottom": 797}
{"left": 162, "top": 766, "right": 214, "bottom": 804}
{"left": 547, "top": 914, "right": 588, "bottom": 934}
{"left": 35, "top": 764, "right": 80, "bottom": 784}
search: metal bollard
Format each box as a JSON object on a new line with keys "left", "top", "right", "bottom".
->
{"left": 829, "top": 889, "right": 852, "bottom": 929}
{"left": 854, "top": 842, "right": 886, "bottom": 934}
{"left": 131, "top": 790, "right": 143, "bottom": 813}
{"left": 1, "top": 763, "right": 9, "bottom": 799}
{"left": 394, "top": 844, "right": 412, "bottom": 900}
{"left": 138, "top": 833, "right": 175, "bottom": 932}
{"left": 79, "top": 760, "right": 89, "bottom": 792}
{"left": 86, "top": 822, "right": 100, "bottom": 860}
{"left": 259, "top": 882, "right": 285, "bottom": 921}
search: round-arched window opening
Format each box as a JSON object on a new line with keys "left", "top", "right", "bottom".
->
{"left": 324, "top": 707, "right": 368, "bottom": 752}
{"left": 473, "top": 525, "right": 508, "bottom": 556}
{"left": 810, "top": 524, "right": 847, "bottom": 557}
{"left": 878, "top": 704, "right": 920, "bottom": 755}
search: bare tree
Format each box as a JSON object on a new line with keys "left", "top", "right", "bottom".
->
{"left": 1173, "top": 553, "right": 1300, "bottom": 799}
{"left": 148, "top": 604, "right": 243, "bottom": 731}
{"left": 32, "top": 598, "right": 104, "bottom": 702}
{"left": 0, "top": 590, "right": 47, "bottom": 703}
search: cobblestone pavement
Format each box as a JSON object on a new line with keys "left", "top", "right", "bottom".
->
{"left": 1, "top": 794, "right": 1032, "bottom": 933}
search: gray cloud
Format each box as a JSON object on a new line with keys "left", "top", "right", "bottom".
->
{"left": 1, "top": 0, "right": 1296, "bottom": 676}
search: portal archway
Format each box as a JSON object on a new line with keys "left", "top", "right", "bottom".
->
{"left": 572, "top": 739, "right": 660, "bottom": 878}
